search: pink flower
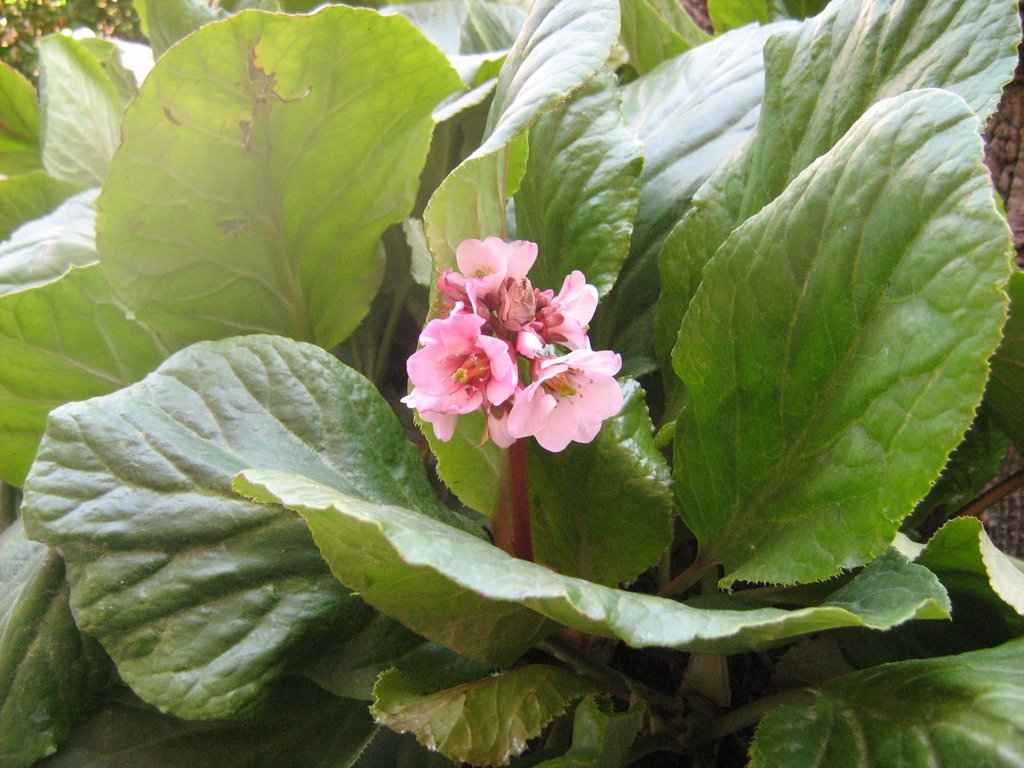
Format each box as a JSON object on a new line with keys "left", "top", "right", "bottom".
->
{"left": 402, "top": 305, "right": 518, "bottom": 441}
{"left": 456, "top": 237, "right": 538, "bottom": 310}
{"left": 516, "top": 271, "right": 598, "bottom": 357}
{"left": 507, "top": 349, "right": 623, "bottom": 451}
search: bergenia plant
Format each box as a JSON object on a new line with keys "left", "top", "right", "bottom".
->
{"left": 1, "top": 0, "right": 1024, "bottom": 766}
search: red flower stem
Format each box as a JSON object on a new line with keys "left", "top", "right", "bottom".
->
{"left": 508, "top": 438, "right": 534, "bottom": 561}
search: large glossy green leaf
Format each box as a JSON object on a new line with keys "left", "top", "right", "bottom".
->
{"left": 529, "top": 380, "right": 672, "bottom": 586}
{"left": 235, "top": 469, "right": 950, "bottom": 664}
{"left": 514, "top": 69, "right": 642, "bottom": 298}
{"left": 22, "top": 335, "right": 475, "bottom": 720}
{"left": 986, "top": 270, "right": 1024, "bottom": 451}
{"left": 749, "top": 637, "right": 1024, "bottom": 767}
{"left": 0, "top": 191, "right": 166, "bottom": 485}
{"left": 0, "top": 521, "right": 110, "bottom": 768}
{"left": 37, "top": 35, "right": 122, "bottom": 187}
{"left": 98, "top": 7, "right": 462, "bottom": 352}
{"left": 619, "top": 0, "right": 710, "bottom": 76}
{"left": 35, "top": 679, "right": 376, "bottom": 768}
{"left": 534, "top": 696, "right": 643, "bottom": 768}
{"left": 0, "top": 63, "right": 41, "bottom": 176}
{"left": 0, "top": 172, "right": 80, "bottom": 242}
{"left": 371, "top": 665, "right": 597, "bottom": 766}
{"left": 672, "top": 89, "right": 1012, "bottom": 587}
{"left": 657, "top": 0, "right": 1020, "bottom": 377}
{"left": 423, "top": 0, "right": 620, "bottom": 266}
{"left": 597, "top": 21, "right": 793, "bottom": 377}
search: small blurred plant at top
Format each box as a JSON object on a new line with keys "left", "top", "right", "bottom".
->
{"left": 1, "top": 0, "right": 142, "bottom": 80}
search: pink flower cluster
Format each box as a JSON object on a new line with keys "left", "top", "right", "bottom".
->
{"left": 402, "top": 237, "right": 623, "bottom": 452}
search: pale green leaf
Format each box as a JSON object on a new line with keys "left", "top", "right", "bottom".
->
{"left": 750, "top": 638, "right": 1024, "bottom": 768}
{"left": 0, "top": 191, "right": 166, "bottom": 485}
{"left": 618, "top": 0, "right": 710, "bottom": 76}
{"left": 529, "top": 380, "right": 672, "bottom": 587}
{"left": 0, "top": 62, "right": 41, "bottom": 176}
{"left": 0, "top": 172, "right": 80, "bottom": 242}
{"left": 533, "top": 697, "right": 643, "bottom": 768}
{"left": 234, "top": 469, "right": 953, "bottom": 663}
{"left": 371, "top": 666, "right": 597, "bottom": 766}
{"left": 98, "top": 7, "right": 463, "bottom": 351}
{"left": 22, "top": 335, "right": 476, "bottom": 719}
{"left": 657, "top": 0, "right": 1019, "bottom": 373}
{"left": 0, "top": 521, "right": 110, "bottom": 768}
{"left": 672, "top": 90, "right": 1012, "bottom": 586}
{"left": 37, "top": 35, "right": 122, "bottom": 186}
{"left": 514, "top": 68, "right": 642, "bottom": 297}
{"left": 139, "top": 0, "right": 225, "bottom": 58}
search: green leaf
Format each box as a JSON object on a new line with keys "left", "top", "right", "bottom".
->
{"left": 707, "top": 0, "right": 770, "bottom": 31}
{"left": 904, "top": 410, "right": 1008, "bottom": 533}
{"left": 98, "top": 7, "right": 462, "bottom": 351}
{"left": 514, "top": 69, "right": 642, "bottom": 298}
{"left": 598, "top": 21, "right": 794, "bottom": 378}
{"left": 618, "top": 0, "right": 710, "bottom": 76}
{"left": 423, "top": 0, "right": 621, "bottom": 266}
{"left": 235, "top": 469, "right": 953, "bottom": 663}
{"left": 0, "top": 171, "right": 80, "bottom": 243}
{"left": 0, "top": 521, "right": 110, "bottom": 768}
{"left": 22, "top": 335, "right": 475, "bottom": 719}
{"left": 749, "top": 637, "right": 1024, "bottom": 768}
{"left": 354, "top": 727, "right": 456, "bottom": 768}
{"left": 37, "top": 35, "right": 122, "bottom": 187}
{"left": 0, "top": 191, "right": 166, "bottom": 485}
{"left": 986, "top": 270, "right": 1024, "bottom": 451}
{"left": 916, "top": 517, "right": 1024, "bottom": 618}
{"left": 657, "top": 0, "right": 1019, "bottom": 373}
{"left": 371, "top": 666, "right": 597, "bottom": 766}
{"left": 672, "top": 89, "right": 1013, "bottom": 586}
{"left": 533, "top": 697, "right": 643, "bottom": 768}
{"left": 35, "top": 679, "right": 376, "bottom": 768}
{"left": 138, "top": 0, "right": 224, "bottom": 58}
{"left": 0, "top": 62, "right": 41, "bottom": 176}
{"left": 529, "top": 380, "right": 672, "bottom": 587}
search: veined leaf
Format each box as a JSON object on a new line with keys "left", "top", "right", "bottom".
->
{"left": 750, "top": 638, "right": 1024, "bottom": 768}
{"left": 0, "top": 191, "right": 166, "bottom": 485}
{"left": 0, "top": 62, "right": 41, "bottom": 176}
{"left": 533, "top": 696, "right": 644, "bottom": 768}
{"left": 529, "top": 380, "right": 672, "bottom": 587}
{"left": 98, "top": 7, "right": 462, "bottom": 351}
{"left": 657, "top": 0, "right": 1020, "bottom": 378}
{"left": 514, "top": 68, "right": 643, "bottom": 298}
{"left": 138, "top": 0, "right": 225, "bottom": 58}
{"left": 371, "top": 666, "right": 597, "bottom": 766}
{"left": 0, "top": 521, "right": 110, "bottom": 768}
{"left": 0, "top": 172, "right": 80, "bottom": 242}
{"left": 619, "top": 0, "right": 710, "bottom": 75}
{"left": 22, "top": 335, "right": 476, "bottom": 719}
{"left": 672, "top": 90, "right": 1012, "bottom": 586}
{"left": 37, "top": 35, "right": 122, "bottom": 187}
{"left": 35, "top": 679, "right": 376, "bottom": 768}
{"left": 235, "top": 469, "right": 952, "bottom": 664}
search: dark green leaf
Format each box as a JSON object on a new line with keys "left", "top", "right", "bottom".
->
{"left": 657, "top": 0, "right": 1019, "bottom": 375}
{"left": 0, "top": 521, "right": 110, "bottom": 768}
{"left": 371, "top": 666, "right": 597, "bottom": 766}
{"left": 986, "top": 270, "right": 1024, "bottom": 451}
{"left": 515, "top": 69, "right": 642, "bottom": 298}
{"left": 0, "top": 191, "right": 166, "bottom": 485}
{"left": 235, "top": 469, "right": 952, "bottom": 662}
{"left": 533, "top": 697, "right": 643, "bottom": 768}
{"left": 0, "top": 172, "right": 80, "bottom": 242}
{"left": 99, "top": 7, "right": 462, "bottom": 351}
{"left": 22, "top": 335, "right": 475, "bottom": 719}
{"left": 37, "top": 35, "right": 122, "bottom": 187}
{"left": 35, "top": 679, "right": 376, "bottom": 768}
{"left": 0, "top": 62, "right": 41, "bottom": 176}
{"left": 529, "top": 380, "right": 672, "bottom": 586}
{"left": 673, "top": 90, "right": 1012, "bottom": 586}
{"left": 750, "top": 638, "right": 1024, "bottom": 768}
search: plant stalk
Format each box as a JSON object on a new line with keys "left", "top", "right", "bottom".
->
{"left": 657, "top": 556, "right": 712, "bottom": 598}
{"left": 508, "top": 438, "right": 534, "bottom": 561}
{"left": 956, "top": 468, "right": 1024, "bottom": 521}
{"left": 695, "top": 688, "right": 815, "bottom": 745}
